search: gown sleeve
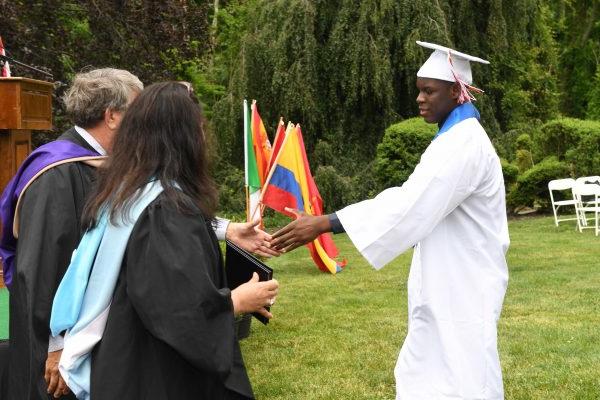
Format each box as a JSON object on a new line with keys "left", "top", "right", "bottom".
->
{"left": 337, "top": 130, "right": 485, "bottom": 269}
{"left": 16, "top": 165, "right": 87, "bottom": 350}
{"left": 125, "top": 200, "right": 237, "bottom": 377}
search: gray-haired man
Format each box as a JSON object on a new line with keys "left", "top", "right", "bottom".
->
{"left": 2, "top": 69, "right": 277, "bottom": 399}
{"left": 3, "top": 68, "right": 143, "bottom": 400}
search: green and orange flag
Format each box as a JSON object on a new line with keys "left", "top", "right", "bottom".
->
{"left": 244, "top": 100, "right": 272, "bottom": 222}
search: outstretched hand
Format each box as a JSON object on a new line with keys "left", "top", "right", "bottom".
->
{"left": 270, "top": 208, "right": 331, "bottom": 252}
{"left": 226, "top": 220, "right": 281, "bottom": 258}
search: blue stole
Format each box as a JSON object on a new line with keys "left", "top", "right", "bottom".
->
{"left": 435, "top": 102, "right": 480, "bottom": 139}
{"left": 50, "top": 181, "right": 165, "bottom": 400}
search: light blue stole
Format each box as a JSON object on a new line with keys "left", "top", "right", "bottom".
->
{"left": 50, "top": 180, "right": 164, "bottom": 400}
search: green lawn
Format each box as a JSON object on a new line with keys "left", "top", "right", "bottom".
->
{"left": 240, "top": 216, "right": 600, "bottom": 399}
{"left": 1, "top": 216, "right": 598, "bottom": 398}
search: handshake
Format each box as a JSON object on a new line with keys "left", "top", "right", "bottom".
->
{"left": 226, "top": 208, "right": 332, "bottom": 320}
{"left": 227, "top": 207, "right": 331, "bottom": 258}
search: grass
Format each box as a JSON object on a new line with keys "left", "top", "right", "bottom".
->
{"left": 1, "top": 216, "right": 598, "bottom": 398}
{"left": 239, "top": 216, "right": 600, "bottom": 399}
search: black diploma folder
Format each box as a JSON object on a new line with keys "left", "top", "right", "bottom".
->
{"left": 225, "top": 240, "right": 274, "bottom": 325}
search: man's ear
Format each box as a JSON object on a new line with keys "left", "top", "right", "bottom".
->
{"left": 104, "top": 108, "right": 119, "bottom": 130}
{"left": 450, "top": 82, "right": 461, "bottom": 100}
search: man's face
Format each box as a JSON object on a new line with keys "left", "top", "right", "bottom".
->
{"left": 416, "top": 77, "right": 459, "bottom": 124}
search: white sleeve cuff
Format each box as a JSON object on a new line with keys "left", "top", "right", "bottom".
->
{"left": 48, "top": 334, "right": 64, "bottom": 352}
{"left": 214, "top": 217, "right": 230, "bottom": 241}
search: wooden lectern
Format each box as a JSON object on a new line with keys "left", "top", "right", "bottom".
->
{"left": 0, "top": 77, "right": 54, "bottom": 287}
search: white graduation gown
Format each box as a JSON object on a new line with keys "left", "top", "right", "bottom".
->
{"left": 337, "top": 117, "right": 509, "bottom": 400}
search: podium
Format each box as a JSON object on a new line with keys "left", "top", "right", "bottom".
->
{"left": 0, "top": 77, "right": 54, "bottom": 287}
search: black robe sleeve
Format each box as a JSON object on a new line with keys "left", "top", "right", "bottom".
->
{"left": 7, "top": 163, "right": 92, "bottom": 400}
{"left": 125, "top": 200, "right": 239, "bottom": 377}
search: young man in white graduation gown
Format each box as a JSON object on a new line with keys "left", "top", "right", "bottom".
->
{"left": 271, "top": 42, "right": 510, "bottom": 400}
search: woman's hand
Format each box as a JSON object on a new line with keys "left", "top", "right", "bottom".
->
{"left": 231, "top": 272, "right": 279, "bottom": 320}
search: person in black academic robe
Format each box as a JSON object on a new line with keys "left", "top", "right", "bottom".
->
{"left": 5, "top": 128, "right": 98, "bottom": 400}
{"left": 75, "top": 81, "right": 278, "bottom": 399}
{"left": 3, "top": 67, "right": 144, "bottom": 400}
{"left": 90, "top": 194, "right": 254, "bottom": 399}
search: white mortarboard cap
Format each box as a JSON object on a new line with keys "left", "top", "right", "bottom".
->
{"left": 416, "top": 41, "right": 489, "bottom": 85}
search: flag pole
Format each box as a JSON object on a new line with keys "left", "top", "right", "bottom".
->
{"left": 266, "top": 117, "right": 284, "bottom": 168}
{"left": 243, "top": 99, "right": 250, "bottom": 221}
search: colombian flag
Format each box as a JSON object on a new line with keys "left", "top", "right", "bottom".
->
{"left": 262, "top": 125, "right": 346, "bottom": 274}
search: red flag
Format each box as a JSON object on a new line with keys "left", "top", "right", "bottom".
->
{"left": 0, "top": 37, "right": 11, "bottom": 77}
{"left": 267, "top": 118, "right": 286, "bottom": 174}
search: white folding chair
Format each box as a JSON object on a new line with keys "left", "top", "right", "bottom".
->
{"left": 575, "top": 176, "right": 600, "bottom": 185}
{"left": 548, "top": 178, "right": 578, "bottom": 227}
{"left": 573, "top": 183, "right": 600, "bottom": 235}
{"left": 575, "top": 176, "right": 600, "bottom": 208}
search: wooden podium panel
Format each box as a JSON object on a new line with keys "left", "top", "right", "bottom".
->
{"left": 0, "top": 78, "right": 53, "bottom": 130}
{"left": 0, "top": 130, "right": 32, "bottom": 189}
{"left": 0, "top": 78, "right": 52, "bottom": 286}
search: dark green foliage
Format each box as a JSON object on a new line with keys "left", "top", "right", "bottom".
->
{"left": 587, "top": 69, "right": 600, "bottom": 120}
{"left": 2, "top": 0, "right": 599, "bottom": 215}
{"left": 516, "top": 134, "right": 533, "bottom": 152}
{"left": 0, "top": 0, "right": 211, "bottom": 136}
{"left": 347, "top": 161, "right": 381, "bottom": 203}
{"left": 507, "top": 157, "right": 571, "bottom": 210}
{"left": 314, "top": 161, "right": 381, "bottom": 213}
{"left": 551, "top": 0, "right": 600, "bottom": 118}
{"left": 314, "top": 165, "right": 352, "bottom": 213}
{"left": 212, "top": 0, "right": 564, "bottom": 172}
{"left": 374, "top": 118, "right": 436, "bottom": 189}
{"left": 533, "top": 118, "right": 600, "bottom": 161}
{"left": 515, "top": 149, "right": 534, "bottom": 173}
{"left": 213, "top": 164, "right": 246, "bottom": 216}
{"left": 565, "top": 129, "right": 600, "bottom": 177}
{"left": 500, "top": 159, "right": 519, "bottom": 187}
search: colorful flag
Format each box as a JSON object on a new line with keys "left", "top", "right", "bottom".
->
{"left": 244, "top": 100, "right": 260, "bottom": 222}
{"left": 0, "top": 36, "right": 11, "bottom": 77}
{"left": 251, "top": 100, "right": 272, "bottom": 186}
{"left": 261, "top": 125, "right": 346, "bottom": 274}
{"left": 244, "top": 100, "right": 272, "bottom": 222}
{"left": 267, "top": 118, "right": 286, "bottom": 174}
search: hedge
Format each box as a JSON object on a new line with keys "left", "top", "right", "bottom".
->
{"left": 374, "top": 118, "right": 436, "bottom": 189}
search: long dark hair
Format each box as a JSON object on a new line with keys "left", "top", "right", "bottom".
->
{"left": 83, "top": 81, "right": 218, "bottom": 228}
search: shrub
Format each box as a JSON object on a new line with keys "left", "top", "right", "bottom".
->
{"left": 214, "top": 164, "right": 246, "bottom": 217}
{"left": 347, "top": 161, "right": 382, "bottom": 204}
{"left": 312, "top": 140, "right": 334, "bottom": 167}
{"left": 586, "top": 69, "right": 600, "bottom": 121}
{"left": 515, "top": 149, "right": 534, "bottom": 173}
{"left": 492, "top": 123, "right": 540, "bottom": 162}
{"left": 374, "top": 118, "right": 436, "bottom": 189}
{"left": 314, "top": 165, "right": 352, "bottom": 213}
{"left": 500, "top": 159, "right": 519, "bottom": 187}
{"left": 507, "top": 156, "right": 571, "bottom": 211}
{"left": 565, "top": 130, "right": 600, "bottom": 177}
{"left": 533, "top": 118, "right": 600, "bottom": 161}
{"left": 515, "top": 133, "right": 533, "bottom": 152}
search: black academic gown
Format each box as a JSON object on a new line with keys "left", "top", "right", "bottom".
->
{"left": 90, "top": 194, "right": 254, "bottom": 400}
{"left": 4, "top": 128, "right": 97, "bottom": 400}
